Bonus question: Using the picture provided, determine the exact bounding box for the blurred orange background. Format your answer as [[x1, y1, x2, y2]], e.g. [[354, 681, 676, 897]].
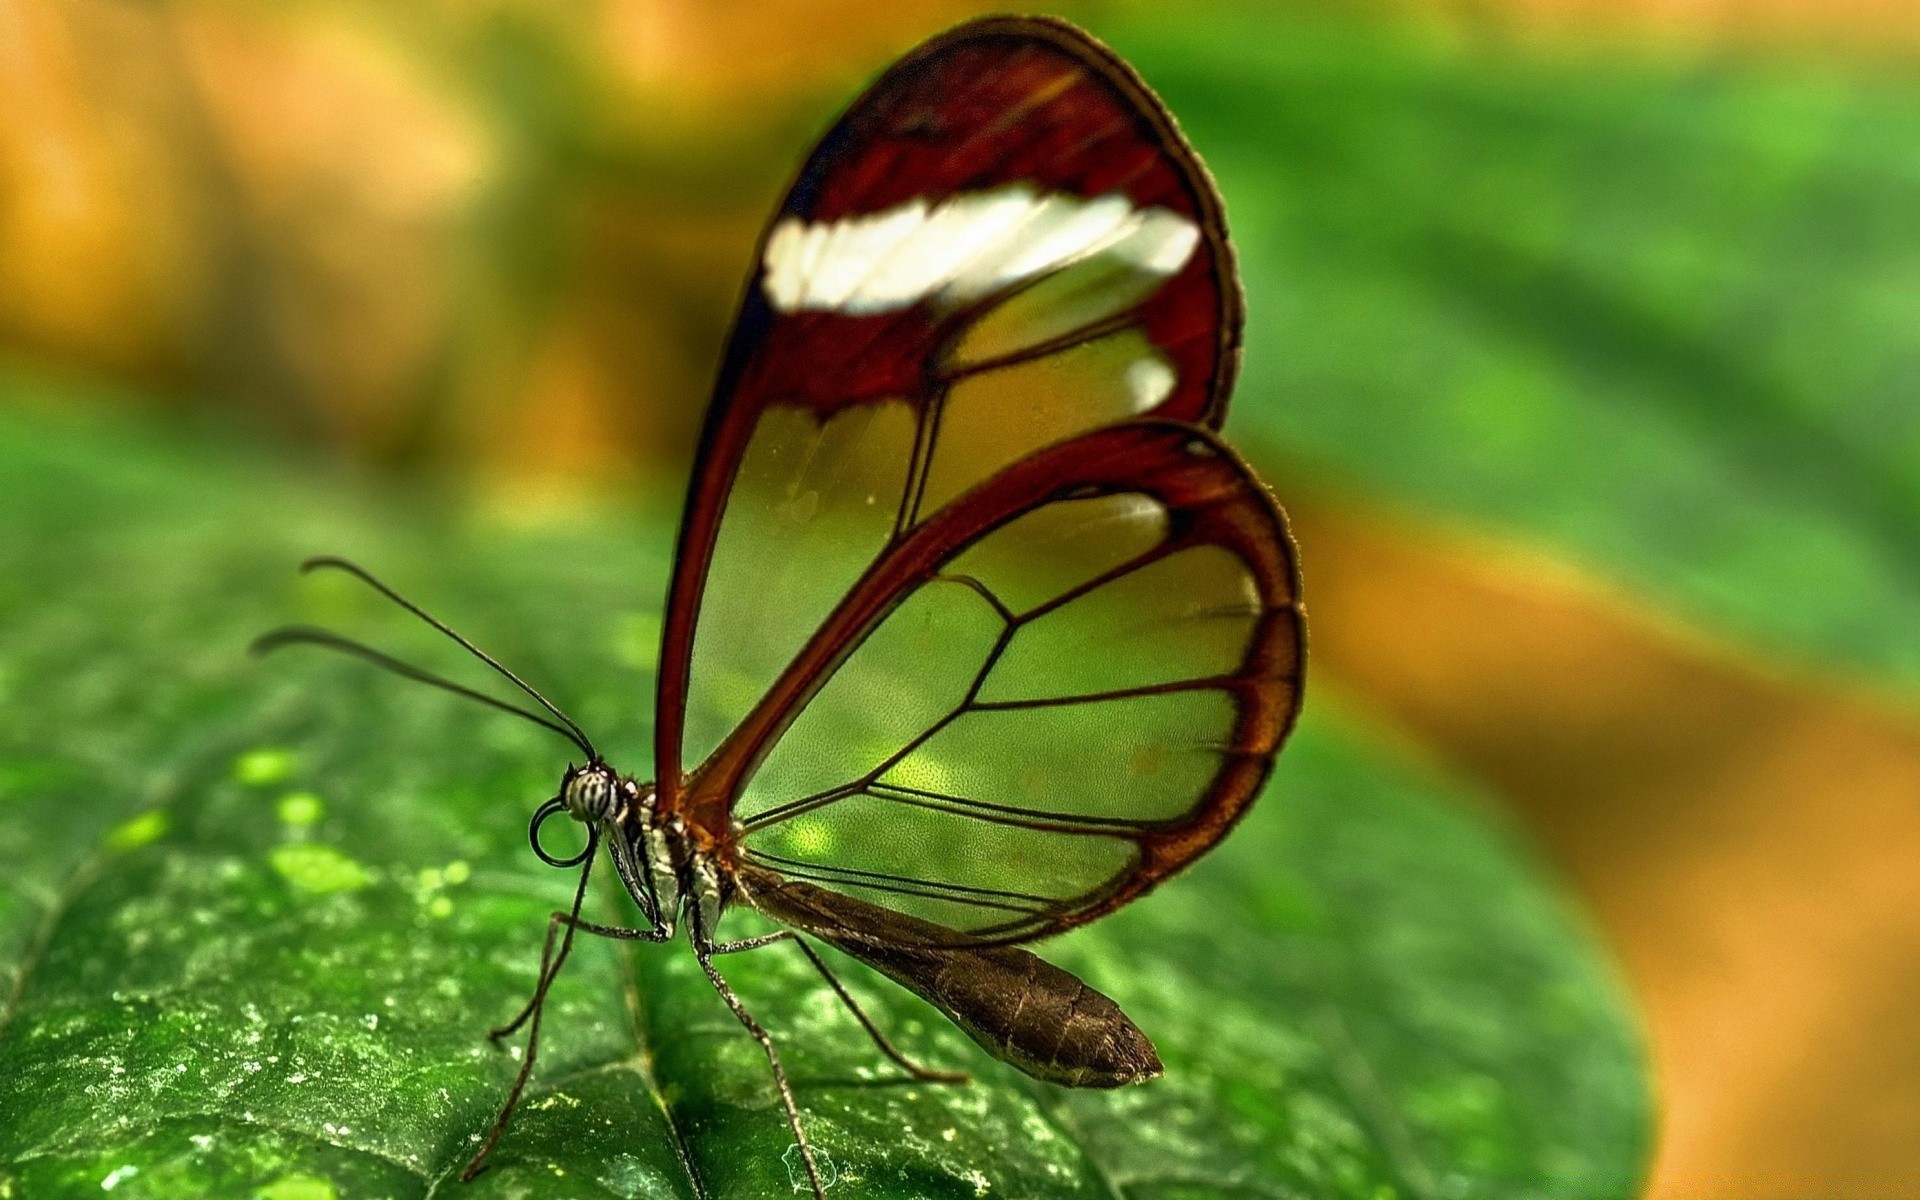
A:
[[5, 0, 1919, 1193]]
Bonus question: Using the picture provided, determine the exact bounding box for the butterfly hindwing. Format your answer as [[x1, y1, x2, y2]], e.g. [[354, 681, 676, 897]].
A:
[[703, 422, 1302, 945]]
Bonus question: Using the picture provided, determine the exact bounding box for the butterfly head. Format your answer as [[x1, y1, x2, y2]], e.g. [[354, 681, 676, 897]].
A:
[[560, 762, 626, 824], [550, 764, 676, 927]]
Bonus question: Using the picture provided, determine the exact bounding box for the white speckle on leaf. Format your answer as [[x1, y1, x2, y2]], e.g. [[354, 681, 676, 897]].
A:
[[100, 1166, 138, 1191], [782, 1144, 838, 1193]]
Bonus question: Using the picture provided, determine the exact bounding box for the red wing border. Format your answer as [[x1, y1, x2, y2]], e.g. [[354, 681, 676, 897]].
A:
[[696, 421, 1303, 948]]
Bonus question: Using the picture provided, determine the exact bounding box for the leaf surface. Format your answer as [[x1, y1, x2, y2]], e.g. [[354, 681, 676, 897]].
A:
[[0, 400, 1647, 1198]]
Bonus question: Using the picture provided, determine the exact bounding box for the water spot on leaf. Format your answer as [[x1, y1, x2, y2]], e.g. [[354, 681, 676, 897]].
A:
[[276, 792, 324, 826], [597, 1153, 675, 1200], [233, 747, 299, 787], [255, 1173, 338, 1200], [107, 810, 168, 851], [270, 844, 371, 893]]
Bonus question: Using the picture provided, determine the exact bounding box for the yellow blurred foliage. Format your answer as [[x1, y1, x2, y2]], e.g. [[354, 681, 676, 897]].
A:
[[176, 6, 490, 454], [1292, 491, 1920, 1197], [4, 0, 1915, 470], [0, 0, 1011, 473], [5, 0, 1920, 1192], [0, 0, 204, 375], [595, 0, 1002, 109], [1477, 0, 1920, 52], [7, 0, 1909, 476]]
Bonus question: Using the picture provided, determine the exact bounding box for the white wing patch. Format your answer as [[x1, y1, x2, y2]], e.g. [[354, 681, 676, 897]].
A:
[[762, 186, 1200, 316], [1123, 356, 1177, 412]]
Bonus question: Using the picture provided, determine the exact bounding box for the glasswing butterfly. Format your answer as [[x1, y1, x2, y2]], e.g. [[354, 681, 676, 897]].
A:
[[258, 14, 1304, 1195]]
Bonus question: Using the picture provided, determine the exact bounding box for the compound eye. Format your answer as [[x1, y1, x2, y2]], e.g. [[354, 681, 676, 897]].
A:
[[580, 771, 622, 821]]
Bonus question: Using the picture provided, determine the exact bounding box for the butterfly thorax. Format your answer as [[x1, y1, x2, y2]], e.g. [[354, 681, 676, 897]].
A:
[[559, 763, 726, 937]]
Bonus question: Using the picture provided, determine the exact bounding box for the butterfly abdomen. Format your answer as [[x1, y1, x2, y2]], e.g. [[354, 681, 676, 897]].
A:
[[740, 867, 1162, 1087], [925, 942, 1163, 1088]]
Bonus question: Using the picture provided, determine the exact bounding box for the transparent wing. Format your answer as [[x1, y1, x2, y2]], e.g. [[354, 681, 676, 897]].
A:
[[655, 17, 1243, 804], [700, 422, 1302, 946]]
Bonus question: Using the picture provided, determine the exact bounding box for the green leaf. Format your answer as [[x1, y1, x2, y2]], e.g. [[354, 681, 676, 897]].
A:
[[1105, 6, 1920, 689], [0, 402, 1646, 1197]]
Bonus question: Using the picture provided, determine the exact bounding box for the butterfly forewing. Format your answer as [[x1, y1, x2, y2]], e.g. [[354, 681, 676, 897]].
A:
[[710, 422, 1302, 946], [656, 16, 1244, 798]]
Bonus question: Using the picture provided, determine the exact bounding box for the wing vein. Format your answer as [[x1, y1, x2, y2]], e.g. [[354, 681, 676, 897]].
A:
[[866, 780, 1163, 833], [743, 851, 1056, 914], [969, 675, 1241, 711]]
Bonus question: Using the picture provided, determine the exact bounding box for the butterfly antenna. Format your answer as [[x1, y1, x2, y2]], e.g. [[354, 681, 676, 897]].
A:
[[251, 625, 595, 759], [285, 556, 598, 761]]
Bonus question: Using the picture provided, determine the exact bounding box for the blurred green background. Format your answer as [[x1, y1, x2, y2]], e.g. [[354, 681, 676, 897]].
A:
[[3, 0, 1918, 1195]]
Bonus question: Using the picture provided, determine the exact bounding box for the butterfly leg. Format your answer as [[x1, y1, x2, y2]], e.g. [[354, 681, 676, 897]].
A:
[[463, 837, 671, 1182], [463, 910, 672, 1181], [709, 931, 968, 1082], [462, 885, 590, 1179], [491, 912, 669, 1041], [793, 938, 969, 1084], [486, 907, 568, 1042], [695, 945, 828, 1200], [707, 931, 795, 953]]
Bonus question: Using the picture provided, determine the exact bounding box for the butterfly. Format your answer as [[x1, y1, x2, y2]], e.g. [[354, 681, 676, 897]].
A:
[[258, 15, 1303, 1195]]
